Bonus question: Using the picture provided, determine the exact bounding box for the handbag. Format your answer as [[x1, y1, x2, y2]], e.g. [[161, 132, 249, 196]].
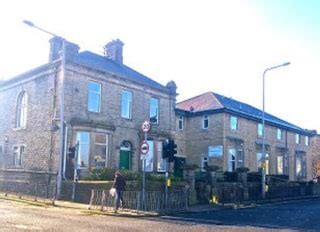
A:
[[109, 188, 116, 197]]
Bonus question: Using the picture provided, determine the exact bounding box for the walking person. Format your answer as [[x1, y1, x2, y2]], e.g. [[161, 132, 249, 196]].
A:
[[112, 171, 126, 212]]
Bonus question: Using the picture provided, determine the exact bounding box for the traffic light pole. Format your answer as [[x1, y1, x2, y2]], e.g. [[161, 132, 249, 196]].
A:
[[165, 160, 169, 208], [72, 142, 79, 202]]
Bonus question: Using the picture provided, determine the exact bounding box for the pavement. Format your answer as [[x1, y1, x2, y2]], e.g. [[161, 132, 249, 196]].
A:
[[0, 192, 158, 217], [2, 191, 320, 217]]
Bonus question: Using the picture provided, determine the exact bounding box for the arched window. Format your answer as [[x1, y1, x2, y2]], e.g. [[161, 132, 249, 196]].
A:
[[16, 91, 28, 128]]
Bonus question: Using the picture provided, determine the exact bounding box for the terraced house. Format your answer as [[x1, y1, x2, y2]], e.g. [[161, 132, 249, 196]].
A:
[[175, 92, 315, 181], [0, 38, 176, 193]]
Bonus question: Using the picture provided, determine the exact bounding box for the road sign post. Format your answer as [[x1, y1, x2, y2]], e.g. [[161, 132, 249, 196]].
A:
[[141, 120, 151, 210]]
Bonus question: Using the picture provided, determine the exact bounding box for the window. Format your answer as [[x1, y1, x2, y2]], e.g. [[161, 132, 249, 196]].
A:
[[150, 98, 159, 124], [203, 115, 209, 129], [178, 116, 184, 130], [76, 132, 90, 168], [121, 90, 132, 119], [16, 91, 28, 128], [295, 152, 306, 179], [228, 148, 236, 171], [305, 136, 309, 146], [13, 145, 24, 166], [276, 128, 282, 141], [230, 116, 238, 130], [258, 123, 263, 137], [295, 134, 300, 144], [296, 156, 302, 177], [0, 146, 3, 159], [88, 81, 101, 112], [94, 133, 109, 168], [277, 156, 284, 175], [157, 141, 166, 172], [257, 152, 269, 174], [145, 140, 154, 172]]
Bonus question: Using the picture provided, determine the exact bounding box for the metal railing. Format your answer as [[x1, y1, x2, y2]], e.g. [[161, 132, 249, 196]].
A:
[[0, 182, 56, 204], [89, 189, 189, 212]]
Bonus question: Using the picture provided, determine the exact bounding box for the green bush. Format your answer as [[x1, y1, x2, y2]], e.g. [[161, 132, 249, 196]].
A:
[[121, 170, 141, 181], [85, 167, 184, 183], [89, 167, 116, 180]]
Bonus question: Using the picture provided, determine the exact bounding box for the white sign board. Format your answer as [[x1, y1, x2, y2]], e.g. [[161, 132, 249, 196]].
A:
[[141, 120, 151, 133], [208, 145, 223, 157], [140, 141, 149, 155]]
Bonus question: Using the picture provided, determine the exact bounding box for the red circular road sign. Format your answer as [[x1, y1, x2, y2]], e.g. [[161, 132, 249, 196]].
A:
[[140, 141, 149, 155], [141, 120, 151, 133]]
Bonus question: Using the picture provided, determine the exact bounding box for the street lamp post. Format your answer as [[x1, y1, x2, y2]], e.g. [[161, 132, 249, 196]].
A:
[[262, 62, 290, 199], [23, 20, 66, 199]]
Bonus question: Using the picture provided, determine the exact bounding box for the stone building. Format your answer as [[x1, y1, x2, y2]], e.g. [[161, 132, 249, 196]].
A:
[[0, 37, 176, 192], [310, 134, 320, 179], [175, 92, 315, 181]]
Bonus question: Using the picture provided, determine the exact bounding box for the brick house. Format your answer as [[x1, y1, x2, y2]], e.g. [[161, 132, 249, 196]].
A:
[[0, 37, 176, 192], [175, 92, 315, 181]]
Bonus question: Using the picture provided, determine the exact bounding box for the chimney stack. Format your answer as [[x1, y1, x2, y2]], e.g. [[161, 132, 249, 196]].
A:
[[104, 39, 124, 64], [49, 37, 80, 62]]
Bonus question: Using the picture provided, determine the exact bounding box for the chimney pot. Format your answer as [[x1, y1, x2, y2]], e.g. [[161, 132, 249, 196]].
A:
[[49, 36, 79, 62], [104, 39, 124, 64]]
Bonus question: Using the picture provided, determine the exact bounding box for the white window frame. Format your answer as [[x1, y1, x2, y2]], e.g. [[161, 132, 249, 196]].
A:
[[94, 133, 109, 168], [296, 156, 302, 177], [178, 116, 184, 130], [257, 152, 269, 174], [228, 148, 236, 172], [121, 90, 132, 119], [295, 134, 300, 144], [87, 81, 101, 113], [276, 128, 282, 141], [16, 91, 28, 129], [230, 116, 238, 130], [277, 156, 284, 175], [145, 140, 154, 172], [258, 123, 263, 137], [150, 98, 159, 125], [157, 141, 166, 172], [76, 132, 90, 169], [13, 145, 24, 167], [305, 136, 309, 146], [203, 115, 209, 129]]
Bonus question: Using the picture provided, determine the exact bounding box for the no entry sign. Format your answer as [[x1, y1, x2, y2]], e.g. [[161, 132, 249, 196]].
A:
[[140, 141, 149, 155]]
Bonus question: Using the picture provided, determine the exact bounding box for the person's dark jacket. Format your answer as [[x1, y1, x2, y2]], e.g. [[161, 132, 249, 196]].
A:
[[113, 174, 126, 191]]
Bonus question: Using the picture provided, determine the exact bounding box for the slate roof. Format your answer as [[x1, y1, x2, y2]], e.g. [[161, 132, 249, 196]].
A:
[[72, 51, 168, 92], [176, 92, 310, 134]]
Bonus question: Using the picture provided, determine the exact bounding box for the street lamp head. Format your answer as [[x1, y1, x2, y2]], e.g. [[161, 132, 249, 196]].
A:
[[282, 62, 290, 67], [23, 20, 34, 27]]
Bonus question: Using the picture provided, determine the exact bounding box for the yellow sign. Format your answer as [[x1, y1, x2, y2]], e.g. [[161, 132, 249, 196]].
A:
[[167, 178, 171, 187]]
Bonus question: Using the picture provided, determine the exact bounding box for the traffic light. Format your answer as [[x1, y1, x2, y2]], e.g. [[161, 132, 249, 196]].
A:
[[162, 140, 170, 159], [68, 146, 76, 159], [168, 139, 177, 162], [162, 139, 177, 162]]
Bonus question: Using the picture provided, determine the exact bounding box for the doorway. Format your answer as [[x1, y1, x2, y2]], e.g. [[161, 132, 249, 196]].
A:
[[119, 141, 132, 170]]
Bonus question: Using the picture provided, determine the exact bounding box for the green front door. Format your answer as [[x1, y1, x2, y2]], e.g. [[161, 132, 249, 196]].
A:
[[119, 150, 130, 170]]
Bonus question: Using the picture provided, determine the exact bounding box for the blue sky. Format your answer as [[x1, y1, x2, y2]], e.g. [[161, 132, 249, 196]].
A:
[[0, 0, 319, 131]]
